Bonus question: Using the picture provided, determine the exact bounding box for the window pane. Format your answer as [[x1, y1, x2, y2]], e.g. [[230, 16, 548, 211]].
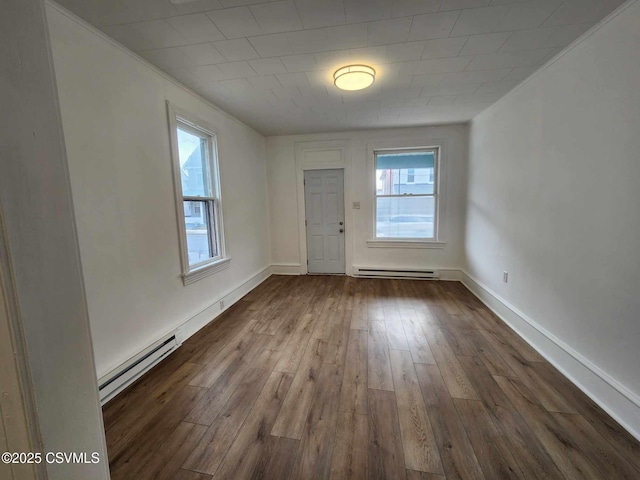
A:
[[376, 152, 435, 195], [376, 196, 435, 239], [184, 200, 213, 265], [177, 126, 212, 197]]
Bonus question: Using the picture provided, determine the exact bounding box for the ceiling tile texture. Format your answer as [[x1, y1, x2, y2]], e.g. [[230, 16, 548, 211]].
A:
[[56, 0, 623, 134]]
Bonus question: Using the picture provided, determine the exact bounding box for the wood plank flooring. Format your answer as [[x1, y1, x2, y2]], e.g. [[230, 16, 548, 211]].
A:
[[103, 276, 640, 480]]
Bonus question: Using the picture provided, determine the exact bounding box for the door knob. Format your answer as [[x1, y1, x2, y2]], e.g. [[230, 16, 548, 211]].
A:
[[339, 229, 344, 233], [339, 221, 343, 225]]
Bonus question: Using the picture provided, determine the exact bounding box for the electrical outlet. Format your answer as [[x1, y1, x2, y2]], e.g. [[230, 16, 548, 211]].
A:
[[503, 271, 508, 283]]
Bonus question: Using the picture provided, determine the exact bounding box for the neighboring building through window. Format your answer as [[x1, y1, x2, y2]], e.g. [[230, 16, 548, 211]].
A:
[[167, 103, 228, 284], [374, 148, 439, 240], [406, 168, 415, 184]]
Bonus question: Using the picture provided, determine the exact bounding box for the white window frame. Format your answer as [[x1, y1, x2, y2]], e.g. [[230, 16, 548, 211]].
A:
[[368, 144, 445, 249], [167, 102, 230, 285]]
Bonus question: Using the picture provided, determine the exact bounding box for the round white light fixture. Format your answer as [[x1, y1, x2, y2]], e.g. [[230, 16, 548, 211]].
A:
[[333, 64, 376, 91]]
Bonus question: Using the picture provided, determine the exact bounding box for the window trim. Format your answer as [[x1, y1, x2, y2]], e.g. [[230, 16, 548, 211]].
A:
[[166, 101, 229, 285], [369, 144, 445, 247]]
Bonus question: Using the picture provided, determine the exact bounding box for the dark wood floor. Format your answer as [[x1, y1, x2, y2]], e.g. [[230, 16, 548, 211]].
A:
[[103, 275, 640, 480]]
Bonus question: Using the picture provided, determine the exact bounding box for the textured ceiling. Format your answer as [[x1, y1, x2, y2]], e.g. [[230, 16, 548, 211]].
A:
[[54, 0, 624, 135]]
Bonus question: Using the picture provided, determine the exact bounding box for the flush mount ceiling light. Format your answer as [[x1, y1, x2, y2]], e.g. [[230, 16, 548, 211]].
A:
[[333, 65, 376, 91]]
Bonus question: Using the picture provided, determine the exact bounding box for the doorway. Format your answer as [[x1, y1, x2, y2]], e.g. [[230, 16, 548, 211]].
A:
[[304, 169, 345, 274]]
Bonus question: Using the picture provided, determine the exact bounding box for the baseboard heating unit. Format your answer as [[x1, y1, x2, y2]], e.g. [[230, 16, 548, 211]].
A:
[[98, 333, 179, 405], [353, 266, 440, 280]]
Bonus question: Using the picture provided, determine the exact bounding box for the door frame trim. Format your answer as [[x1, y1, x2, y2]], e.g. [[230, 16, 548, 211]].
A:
[[294, 140, 352, 276], [0, 205, 44, 479]]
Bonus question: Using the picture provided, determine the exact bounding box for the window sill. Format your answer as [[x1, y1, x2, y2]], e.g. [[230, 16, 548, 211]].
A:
[[366, 240, 446, 249], [182, 257, 231, 286]]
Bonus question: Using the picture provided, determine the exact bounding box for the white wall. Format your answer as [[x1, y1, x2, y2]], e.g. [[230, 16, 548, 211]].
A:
[[47, 4, 270, 378], [0, 0, 109, 478], [267, 125, 468, 273], [465, 1, 640, 434]]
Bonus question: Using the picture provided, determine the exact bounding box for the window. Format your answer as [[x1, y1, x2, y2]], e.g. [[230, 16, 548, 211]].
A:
[[167, 103, 228, 284], [374, 148, 439, 241], [406, 168, 415, 184]]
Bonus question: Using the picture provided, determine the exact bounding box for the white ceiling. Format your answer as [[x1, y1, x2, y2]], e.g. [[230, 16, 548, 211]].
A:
[[55, 0, 624, 135]]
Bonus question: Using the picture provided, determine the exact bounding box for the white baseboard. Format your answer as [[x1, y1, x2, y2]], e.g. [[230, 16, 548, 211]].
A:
[[271, 264, 460, 279], [175, 266, 271, 342], [438, 269, 462, 281], [271, 263, 301, 275], [460, 270, 640, 441], [100, 262, 640, 441], [99, 332, 178, 405], [98, 265, 272, 402]]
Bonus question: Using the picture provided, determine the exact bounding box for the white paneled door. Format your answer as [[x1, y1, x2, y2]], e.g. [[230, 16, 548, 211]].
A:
[[304, 169, 345, 274]]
